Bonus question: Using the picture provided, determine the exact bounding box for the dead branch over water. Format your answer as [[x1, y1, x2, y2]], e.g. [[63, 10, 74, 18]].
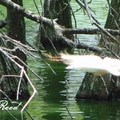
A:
[[0, 0, 120, 53], [0, 33, 43, 119]]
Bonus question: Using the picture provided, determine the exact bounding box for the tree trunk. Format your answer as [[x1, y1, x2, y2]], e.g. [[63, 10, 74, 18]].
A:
[[104, 0, 120, 100], [76, 0, 120, 101], [7, 0, 25, 43], [105, 0, 120, 29], [76, 73, 112, 100], [0, 0, 30, 99], [7, 0, 27, 67], [39, 0, 73, 50]]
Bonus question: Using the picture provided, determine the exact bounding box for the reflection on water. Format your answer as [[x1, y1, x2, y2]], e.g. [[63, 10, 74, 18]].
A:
[[41, 61, 67, 120], [77, 101, 120, 120], [0, 110, 21, 120], [26, 58, 120, 120], [26, 58, 84, 120], [1, 0, 120, 120]]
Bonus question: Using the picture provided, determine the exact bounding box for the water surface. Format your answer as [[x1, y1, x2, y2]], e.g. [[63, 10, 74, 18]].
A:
[[25, 0, 120, 119], [1, 0, 120, 120]]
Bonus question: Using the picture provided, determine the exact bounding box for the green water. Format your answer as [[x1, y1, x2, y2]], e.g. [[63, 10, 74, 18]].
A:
[[1, 0, 120, 120], [26, 58, 120, 120]]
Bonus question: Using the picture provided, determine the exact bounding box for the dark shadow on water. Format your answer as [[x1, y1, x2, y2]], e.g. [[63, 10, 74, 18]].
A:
[[38, 60, 68, 120], [0, 109, 22, 120], [42, 112, 63, 120], [77, 100, 120, 120]]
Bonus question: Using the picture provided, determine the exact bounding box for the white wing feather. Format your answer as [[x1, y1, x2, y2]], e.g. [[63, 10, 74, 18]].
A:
[[61, 54, 120, 76]]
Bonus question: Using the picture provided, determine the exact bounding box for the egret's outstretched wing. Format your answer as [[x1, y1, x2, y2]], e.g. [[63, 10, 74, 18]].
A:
[[61, 54, 120, 76], [103, 57, 120, 76]]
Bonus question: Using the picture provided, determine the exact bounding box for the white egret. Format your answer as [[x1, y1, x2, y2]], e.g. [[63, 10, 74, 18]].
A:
[[60, 54, 120, 76]]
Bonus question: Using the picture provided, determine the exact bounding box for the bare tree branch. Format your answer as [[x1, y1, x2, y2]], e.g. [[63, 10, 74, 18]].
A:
[[0, 32, 46, 120], [0, 47, 38, 119], [0, 0, 120, 53], [75, 0, 119, 44], [63, 28, 120, 35]]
